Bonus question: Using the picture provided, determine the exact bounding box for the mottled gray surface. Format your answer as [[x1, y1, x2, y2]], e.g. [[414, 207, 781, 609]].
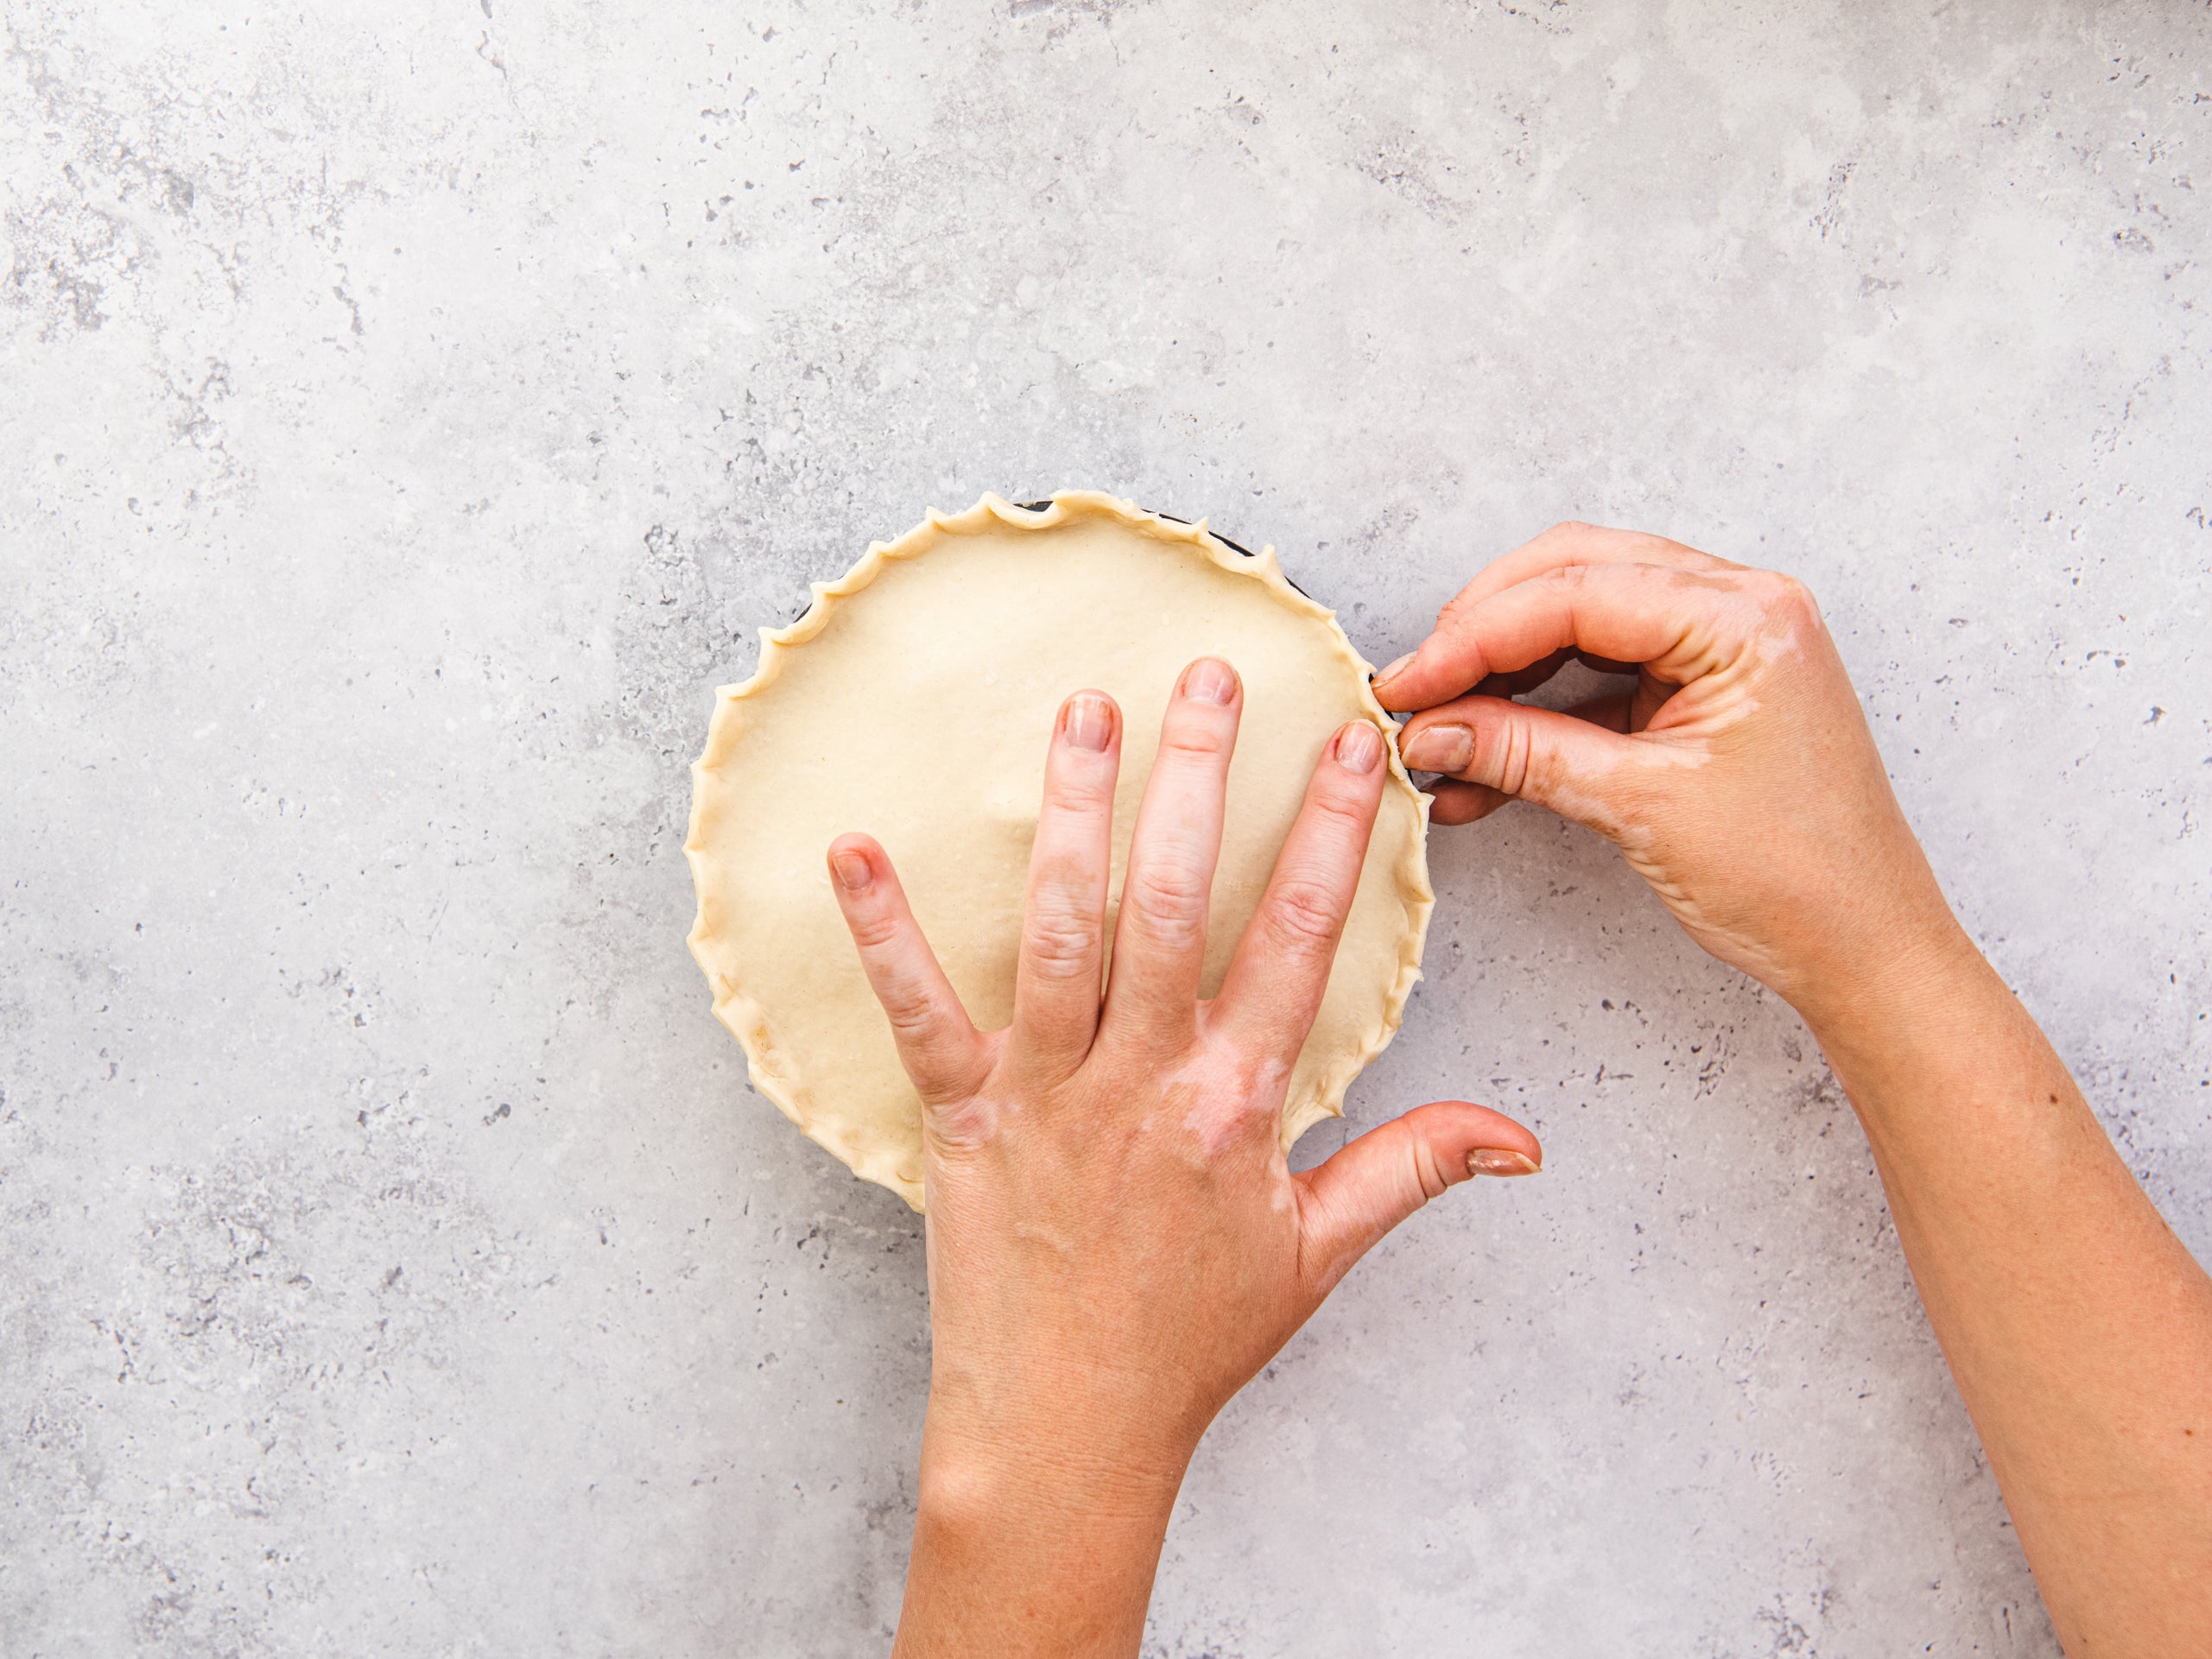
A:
[[3, 1, 2207, 1653]]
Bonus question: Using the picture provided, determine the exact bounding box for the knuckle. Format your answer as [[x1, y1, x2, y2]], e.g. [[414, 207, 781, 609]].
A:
[[1489, 714, 1537, 796], [1406, 1128, 1450, 1202], [1122, 860, 1212, 947], [1157, 721, 1233, 762], [1769, 572, 1821, 621], [1740, 570, 1825, 641], [881, 991, 943, 1044], [1040, 769, 1112, 816], [1263, 877, 1345, 954], [1306, 782, 1374, 833], [873, 977, 941, 1034], [884, 998, 935, 1038], [847, 909, 904, 953], [927, 1097, 992, 1144], [1022, 905, 1098, 979]]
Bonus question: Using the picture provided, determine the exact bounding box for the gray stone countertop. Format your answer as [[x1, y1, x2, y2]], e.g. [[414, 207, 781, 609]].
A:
[[3, 3, 2206, 1653]]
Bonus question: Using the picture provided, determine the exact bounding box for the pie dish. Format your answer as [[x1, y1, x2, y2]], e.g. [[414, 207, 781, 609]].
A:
[[685, 491, 1433, 1209]]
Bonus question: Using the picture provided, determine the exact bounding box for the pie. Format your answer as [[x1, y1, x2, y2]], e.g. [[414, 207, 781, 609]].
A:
[[685, 491, 1433, 1209]]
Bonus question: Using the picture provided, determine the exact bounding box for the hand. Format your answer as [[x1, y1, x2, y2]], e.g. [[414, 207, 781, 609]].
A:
[[1378, 522, 2212, 1657], [1375, 521, 1971, 1024], [828, 657, 1541, 1658]]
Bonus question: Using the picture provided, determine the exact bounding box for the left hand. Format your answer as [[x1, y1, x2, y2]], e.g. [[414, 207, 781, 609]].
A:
[[828, 657, 1541, 1658]]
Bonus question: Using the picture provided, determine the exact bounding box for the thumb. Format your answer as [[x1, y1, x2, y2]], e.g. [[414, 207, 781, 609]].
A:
[[1295, 1100, 1543, 1302], [1400, 695, 1646, 838]]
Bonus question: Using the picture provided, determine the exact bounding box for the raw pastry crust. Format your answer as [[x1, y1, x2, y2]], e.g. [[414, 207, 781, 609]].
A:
[[685, 491, 1433, 1210]]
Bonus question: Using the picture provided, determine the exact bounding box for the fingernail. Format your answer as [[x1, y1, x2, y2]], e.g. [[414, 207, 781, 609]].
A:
[[1402, 725, 1474, 773], [1181, 657, 1239, 704], [1062, 691, 1114, 752], [1376, 652, 1416, 684], [831, 848, 874, 892], [1334, 722, 1383, 775], [1467, 1147, 1541, 1178]]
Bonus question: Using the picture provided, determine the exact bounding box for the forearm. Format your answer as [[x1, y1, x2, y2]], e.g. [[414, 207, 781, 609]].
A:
[[1804, 930, 2212, 1655], [891, 1413, 1187, 1659]]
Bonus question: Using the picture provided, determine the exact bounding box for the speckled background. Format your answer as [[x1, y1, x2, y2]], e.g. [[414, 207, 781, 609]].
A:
[[3, 3, 2207, 1654]]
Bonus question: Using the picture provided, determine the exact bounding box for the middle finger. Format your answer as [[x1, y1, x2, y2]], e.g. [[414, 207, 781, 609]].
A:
[[1100, 656, 1243, 1053]]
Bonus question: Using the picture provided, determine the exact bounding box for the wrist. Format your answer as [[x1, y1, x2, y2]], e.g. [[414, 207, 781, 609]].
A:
[[916, 1397, 1194, 1529], [1790, 918, 2028, 1149], [895, 1407, 1191, 1659], [1784, 913, 1988, 1061]]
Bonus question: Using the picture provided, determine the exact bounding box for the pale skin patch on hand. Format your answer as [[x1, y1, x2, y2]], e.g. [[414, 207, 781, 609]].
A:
[[1150, 1049, 1293, 1162], [1536, 738, 1713, 850], [925, 1064, 1012, 1150], [1635, 569, 1793, 686], [1448, 609, 1796, 978], [1744, 624, 1813, 667]]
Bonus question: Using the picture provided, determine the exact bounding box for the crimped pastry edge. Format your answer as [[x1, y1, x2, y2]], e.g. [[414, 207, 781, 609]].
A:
[[683, 489, 1435, 1211]]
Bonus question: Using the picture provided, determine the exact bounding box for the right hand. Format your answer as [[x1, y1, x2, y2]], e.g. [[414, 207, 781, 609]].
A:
[[1373, 522, 1972, 1027]]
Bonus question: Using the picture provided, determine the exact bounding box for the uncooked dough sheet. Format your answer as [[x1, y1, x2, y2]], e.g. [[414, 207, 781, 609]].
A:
[[685, 491, 1432, 1209]]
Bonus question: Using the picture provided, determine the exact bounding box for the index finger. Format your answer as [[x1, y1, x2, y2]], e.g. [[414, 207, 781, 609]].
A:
[[1375, 560, 1774, 714], [1376, 522, 1733, 710], [1210, 720, 1389, 1064], [1447, 520, 1736, 611]]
